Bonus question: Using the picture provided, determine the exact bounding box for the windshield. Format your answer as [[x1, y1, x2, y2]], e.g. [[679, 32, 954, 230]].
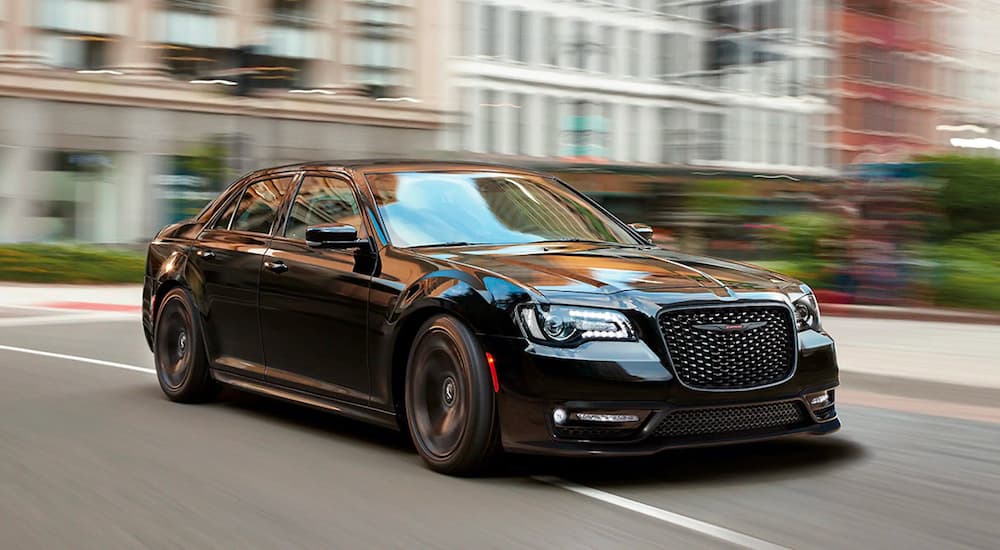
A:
[[366, 171, 640, 248]]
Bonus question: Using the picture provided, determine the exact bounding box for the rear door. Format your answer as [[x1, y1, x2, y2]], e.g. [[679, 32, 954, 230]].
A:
[[259, 173, 375, 403], [192, 175, 297, 377]]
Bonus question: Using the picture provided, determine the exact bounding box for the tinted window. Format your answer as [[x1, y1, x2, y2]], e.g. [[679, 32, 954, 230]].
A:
[[210, 192, 241, 230], [284, 176, 364, 241], [366, 171, 639, 248], [231, 178, 293, 235]]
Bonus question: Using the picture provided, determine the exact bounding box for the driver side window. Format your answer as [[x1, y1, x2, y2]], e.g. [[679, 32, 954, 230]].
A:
[[284, 176, 364, 241]]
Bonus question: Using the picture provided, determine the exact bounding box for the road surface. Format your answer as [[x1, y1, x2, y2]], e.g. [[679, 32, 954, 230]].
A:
[[1, 306, 998, 549]]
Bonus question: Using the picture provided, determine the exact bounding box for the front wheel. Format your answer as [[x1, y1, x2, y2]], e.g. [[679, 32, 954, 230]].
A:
[[405, 315, 501, 475], [153, 288, 218, 403]]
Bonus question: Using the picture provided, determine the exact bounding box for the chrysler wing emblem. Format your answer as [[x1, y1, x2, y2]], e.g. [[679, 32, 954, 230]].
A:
[[693, 321, 768, 333]]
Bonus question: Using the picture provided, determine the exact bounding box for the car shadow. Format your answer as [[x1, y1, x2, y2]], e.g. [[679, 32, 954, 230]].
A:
[[204, 387, 864, 485], [500, 436, 867, 486], [211, 387, 415, 455]]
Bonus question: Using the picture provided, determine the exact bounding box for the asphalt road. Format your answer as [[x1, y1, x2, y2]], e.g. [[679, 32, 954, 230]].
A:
[[1, 307, 998, 549]]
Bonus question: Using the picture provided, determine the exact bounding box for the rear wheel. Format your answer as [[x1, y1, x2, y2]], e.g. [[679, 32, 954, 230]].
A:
[[154, 288, 218, 403], [405, 315, 501, 475]]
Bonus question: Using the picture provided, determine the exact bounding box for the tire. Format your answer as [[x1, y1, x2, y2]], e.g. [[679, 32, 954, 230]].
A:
[[404, 314, 501, 475], [153, 287, 219, 403]]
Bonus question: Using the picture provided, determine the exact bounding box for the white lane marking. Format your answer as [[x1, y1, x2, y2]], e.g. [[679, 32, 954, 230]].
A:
[[0, 342, 787, 549], [0, 313, 137, 328], [534, 476, 788, 550], [0, 344, 155, 375]]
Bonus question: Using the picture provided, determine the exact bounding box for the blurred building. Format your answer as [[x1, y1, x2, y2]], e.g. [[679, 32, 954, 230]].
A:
[[443, 0, 837, 176], [833, 0, 965, 168], [936, 0, 1000, 156], [0, 0, 448, 243]]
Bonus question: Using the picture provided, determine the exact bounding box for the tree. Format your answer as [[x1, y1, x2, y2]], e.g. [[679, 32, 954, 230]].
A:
[[921, 155, 1000, 237]]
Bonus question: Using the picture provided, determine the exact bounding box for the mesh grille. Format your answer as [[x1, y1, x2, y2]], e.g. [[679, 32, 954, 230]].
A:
[[654, 401, 806, 438], [658, 305, 795, 390]]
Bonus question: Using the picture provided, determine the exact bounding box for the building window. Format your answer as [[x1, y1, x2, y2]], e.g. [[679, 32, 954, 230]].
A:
[[699, 113, 724, 162], [460, 1, 475, 56], [601, 26, 615, 74], [272, 0, 313, 25], [40, 34, 109, 70], [769, 111, 781, 164], [753, 110, 765, 163], [512, 10, 527, 62], [543, 15, 559, 65], [483, 90, 498, 152], [482, 4, 500, 57], [626, 30, 640, 77], [662, 108, 693, 164], [546, 96, 560, 156], [514, 93, 527, 155], [629, 105, 641, 162], [351, 37, 406, 86], [160, 44, 232, 80]]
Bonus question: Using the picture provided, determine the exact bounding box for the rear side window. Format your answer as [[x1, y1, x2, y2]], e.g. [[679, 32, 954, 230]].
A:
[[231, 177, 294, 235], [284, 176, 364, 241]]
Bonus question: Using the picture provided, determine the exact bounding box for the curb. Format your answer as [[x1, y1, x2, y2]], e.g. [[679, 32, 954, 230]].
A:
[[823, 304, 1000, 326]]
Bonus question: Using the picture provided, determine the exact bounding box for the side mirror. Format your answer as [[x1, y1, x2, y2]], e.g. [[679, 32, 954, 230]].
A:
[[306, 224, 369, 249], [629, 223, 654, 243]]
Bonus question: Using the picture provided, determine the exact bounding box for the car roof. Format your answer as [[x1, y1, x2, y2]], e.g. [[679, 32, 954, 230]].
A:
[[248, 159, 548, 177]]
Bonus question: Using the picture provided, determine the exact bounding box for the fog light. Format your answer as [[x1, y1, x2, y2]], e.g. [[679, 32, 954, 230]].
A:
[[575, 413, 641, 423], [552, 408, 568, 425], [807, 391, 833, 409]]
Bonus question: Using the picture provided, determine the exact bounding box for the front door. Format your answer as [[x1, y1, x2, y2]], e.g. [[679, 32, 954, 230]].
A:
[[259, 174, 375, 403], [193, 176, 295, 377]]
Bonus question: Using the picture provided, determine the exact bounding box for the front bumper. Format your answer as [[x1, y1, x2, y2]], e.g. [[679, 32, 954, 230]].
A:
[[483, 329, 841, 457]]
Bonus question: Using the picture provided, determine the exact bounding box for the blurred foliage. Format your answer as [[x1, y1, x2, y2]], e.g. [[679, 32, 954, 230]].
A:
[[755, 259, 833, 288], [766, 212, 849, 258], [179, 139, 230, 190], [920, 155, 1000, 238], [917, 231, 1000, 310], [686, 179, 756, 218], [0, 245, 145, 284]]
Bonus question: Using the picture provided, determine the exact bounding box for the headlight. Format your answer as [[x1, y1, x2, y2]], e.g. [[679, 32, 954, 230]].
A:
[[518, 304, 635, 345], [793, 291, 822, 332]]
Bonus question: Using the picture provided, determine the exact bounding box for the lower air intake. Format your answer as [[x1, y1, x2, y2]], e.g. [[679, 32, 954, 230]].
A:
[[653, 401, 807, 438]]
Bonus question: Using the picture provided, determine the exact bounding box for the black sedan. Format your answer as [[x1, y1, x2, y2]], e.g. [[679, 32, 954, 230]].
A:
[[143, 161, 840, 474]]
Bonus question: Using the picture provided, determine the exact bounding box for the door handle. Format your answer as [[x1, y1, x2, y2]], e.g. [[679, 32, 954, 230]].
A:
[[196, 249, 216, 260], [264, 260, 288, 274]]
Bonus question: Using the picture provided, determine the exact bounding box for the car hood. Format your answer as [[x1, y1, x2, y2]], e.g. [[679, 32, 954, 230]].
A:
[[420, 243, 798, 296]]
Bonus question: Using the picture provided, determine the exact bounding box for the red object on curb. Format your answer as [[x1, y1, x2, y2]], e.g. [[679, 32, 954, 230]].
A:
[[40, 302, 142, 313], [814, 290, 853, 305]]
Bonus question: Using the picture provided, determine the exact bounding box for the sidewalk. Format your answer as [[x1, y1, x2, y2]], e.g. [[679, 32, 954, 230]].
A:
[[0, 283, 142, 312], [823, 303, 1000, 325]]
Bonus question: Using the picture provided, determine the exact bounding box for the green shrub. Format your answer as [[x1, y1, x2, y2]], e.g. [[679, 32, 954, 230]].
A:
[[918, 231, 1000, 310], [920, 155, 1000, 238], [767, 213, 849, 258], [0, 245, 145, 284]]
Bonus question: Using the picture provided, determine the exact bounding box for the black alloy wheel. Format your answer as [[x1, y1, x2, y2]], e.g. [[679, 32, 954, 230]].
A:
[[154, 288, 218, 403], [405, 315, 501, 475]]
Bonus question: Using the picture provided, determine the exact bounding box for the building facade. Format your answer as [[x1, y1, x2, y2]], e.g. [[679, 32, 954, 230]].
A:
[[832, 0, 966, 167], [443, 0, 838, 176], [0, 0, 448, 243], [936, 0, 1000, 156]]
